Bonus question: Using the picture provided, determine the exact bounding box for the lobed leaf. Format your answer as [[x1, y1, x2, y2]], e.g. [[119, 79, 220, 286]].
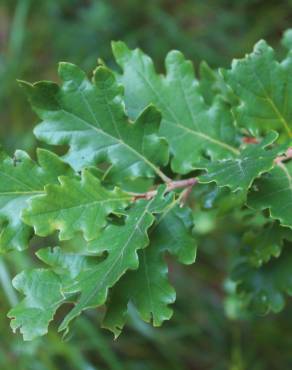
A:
[[0, 149, 72, 252], [112, 41, 239, 174], [6, 36, 292, 341], [8, 269, 64, 341], [103, 204, 197, 337], [224, 40, 292, 139], [232, 248, 292, 314], [241, 221, 292, 267], [22, 170, 131, 241], [9, 189, 176, 339], [21, 64, 169, 188], [198, 131, 287, 194], [248, 160, 292, 228]]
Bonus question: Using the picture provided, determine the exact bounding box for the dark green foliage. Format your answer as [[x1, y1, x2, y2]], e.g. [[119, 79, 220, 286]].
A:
[[2, 2, 292, 370]]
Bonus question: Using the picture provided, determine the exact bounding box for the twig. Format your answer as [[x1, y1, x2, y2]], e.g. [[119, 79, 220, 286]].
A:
[[129, 177, 197, 201], [274, 147, 292, 165], [179, 185, 194, 207], [129, 147, 292, 203]]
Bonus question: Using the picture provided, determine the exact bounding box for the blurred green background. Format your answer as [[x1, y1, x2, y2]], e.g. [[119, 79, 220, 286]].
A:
[[1, 1, 292, 369]]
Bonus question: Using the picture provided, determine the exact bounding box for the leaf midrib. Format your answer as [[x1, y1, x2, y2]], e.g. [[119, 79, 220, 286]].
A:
[[236, 67, 292, 138], [57, 83, 164, 179], [0, 170, 39, 192], [27, 196, 131, 217], [60, 199, 155, 329], [164, 119, 240, 154], [141, 198, 179, 322], [0, 191, 44, 195]]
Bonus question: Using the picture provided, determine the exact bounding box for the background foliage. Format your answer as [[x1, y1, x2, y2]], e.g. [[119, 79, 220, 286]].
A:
[[1, 0, 292, 369]]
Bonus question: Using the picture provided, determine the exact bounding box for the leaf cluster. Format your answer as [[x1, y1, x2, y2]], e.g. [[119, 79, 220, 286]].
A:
[[2, 31, 292, 340]]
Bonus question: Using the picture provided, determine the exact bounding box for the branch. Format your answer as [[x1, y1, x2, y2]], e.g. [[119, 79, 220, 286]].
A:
[[129, 177, 197, 201]]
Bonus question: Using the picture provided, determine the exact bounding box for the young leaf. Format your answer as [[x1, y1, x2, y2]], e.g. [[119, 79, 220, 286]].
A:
[[198, 131, 286, 194], [22, 170, 132, 241], [0, 149, 72, 252], [103, 204, 197, 337], [112, 41, 239, 174], [21, 65, 169, 186], [224, 40, 292, 139]]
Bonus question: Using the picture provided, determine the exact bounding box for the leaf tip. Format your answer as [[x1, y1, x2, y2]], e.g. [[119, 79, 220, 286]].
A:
[[111, 40, 131, 64], [58, 61, 87, 84]]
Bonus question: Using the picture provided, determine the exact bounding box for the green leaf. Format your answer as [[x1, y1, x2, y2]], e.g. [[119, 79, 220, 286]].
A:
[[199, 61, 237, 106], [198, 131, 286, 193], [232, 248, 292, 314], [103, 204, 197, 337], [22, 64, 169, 187], [36, 246, 97, 283], [0, 149, 72, 252], [8, 269, 63, 341], [248, 160, 292, 228], [241, 221, 292, 267], [22, 170, 131, 241], [198, 61, 219, 105], [8, 247, 94, 341], [282, 29, 292, 50], [112, 41, 239, 174], [9, 189, 173, 339], [8, 36, 292, 342], [59, 188, 173, 333], [224, 40, 292, 139]]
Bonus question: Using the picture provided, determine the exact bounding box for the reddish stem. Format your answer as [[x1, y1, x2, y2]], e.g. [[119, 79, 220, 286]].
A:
[[129, 147, 292, 202], [130, 177, 197, 201], [274, 147, 292, 165], [242, 137, 259, 144]]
